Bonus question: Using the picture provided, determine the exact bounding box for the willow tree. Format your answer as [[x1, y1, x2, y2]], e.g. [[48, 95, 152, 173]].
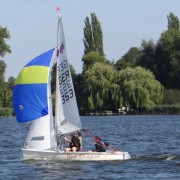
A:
[[117, 67, 164, 109], [83, 13, 104, 56], [84, 62, 119, 111]]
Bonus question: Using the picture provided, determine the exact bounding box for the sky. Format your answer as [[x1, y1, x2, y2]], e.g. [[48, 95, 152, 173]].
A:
[[1, 0, 180, 81]]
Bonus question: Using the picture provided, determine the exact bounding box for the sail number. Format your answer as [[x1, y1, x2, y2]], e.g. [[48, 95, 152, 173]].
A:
[[58, 60, 74, 104], [58, 59, 68, 72]]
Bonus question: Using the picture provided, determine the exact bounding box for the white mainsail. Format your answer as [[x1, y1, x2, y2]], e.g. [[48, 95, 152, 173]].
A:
[[55, 15, 82, 135]]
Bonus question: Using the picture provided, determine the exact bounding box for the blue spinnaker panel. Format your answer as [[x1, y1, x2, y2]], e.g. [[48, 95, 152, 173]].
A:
[[25, 49, 54, 67], [12, 49, 54, 123], [13, 84, 48, 122]]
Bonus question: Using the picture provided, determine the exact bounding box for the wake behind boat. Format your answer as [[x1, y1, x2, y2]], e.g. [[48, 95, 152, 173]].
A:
[[12, 13, 131, 161]]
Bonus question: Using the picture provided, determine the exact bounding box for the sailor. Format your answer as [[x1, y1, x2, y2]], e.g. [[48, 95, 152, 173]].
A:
[[68, 131, 82, 152], [77, 132, 83, 151], [94, 136, 106, 152]]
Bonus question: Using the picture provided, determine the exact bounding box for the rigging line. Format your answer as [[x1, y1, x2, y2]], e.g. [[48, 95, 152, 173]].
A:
[[83, 129, 120, 152], [81, 137, 117, 155], [82, 136, 117, 152], [81, 137, 96, 145]]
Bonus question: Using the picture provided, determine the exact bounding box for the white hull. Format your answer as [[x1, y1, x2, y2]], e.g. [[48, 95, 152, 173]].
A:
[[22, 148, 131, 161]]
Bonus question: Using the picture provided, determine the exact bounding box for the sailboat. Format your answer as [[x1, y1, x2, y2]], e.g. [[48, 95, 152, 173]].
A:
[[12, 14, 131, 161]]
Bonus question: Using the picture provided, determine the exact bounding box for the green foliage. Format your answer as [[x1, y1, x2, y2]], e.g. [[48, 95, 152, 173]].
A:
[[0, 107, 13, 117], [0, 61, 12, 108], [0, 26, 11, 58], [135, 39, 158, 76], [167, 12, 180, 30], [0, 60, 6, 80], [115, 47, 142, 70], [128, 13, 180, 89], [84, 62, 119, 111], [82, 51, 106, 72], [69, 64, 79, 96], [51, 63, 56, 93], [88, 95, 95, 111], [162, 89, 180, 105], [117, 67, 164, 109], [83, 17, 94, 54], [75, 73, 90, 115], [83, 13, 104, 56], [0, 26, 12, 111], [7, 76, 16, 90], [149, 104, 180, 115], [0, 81, 12, 108], [2, 12, 180, 116], [91, 13, 104, 56], [158, 28, 180, 88]]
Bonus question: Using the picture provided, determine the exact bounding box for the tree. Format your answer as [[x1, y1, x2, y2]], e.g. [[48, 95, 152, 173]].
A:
[[0, 26, 11, 58], [157, 28, 180, 88], [167, 12, 179, 30], [83, 13, 104, 56], [136, 39, 157, 74], [82, 51, 106, 72], [0, 26, 11, 82], [0, 26, 11, 108], [69, 64, 78, 95], [154, 13, 180, 89], [91, 13, 104, 56], [51, 63, 56, 94], [7, 76, 16, 90], [83, 17, 94, 54], [117, 67, 164, 109], [0, 60, 6, 81], [84, 62, 119, 111], [132, 13, 180, 89], [115, 47, 142, 70]]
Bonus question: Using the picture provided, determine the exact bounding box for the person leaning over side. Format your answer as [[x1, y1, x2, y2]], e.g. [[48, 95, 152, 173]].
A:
[[94, 136, 106, 152]]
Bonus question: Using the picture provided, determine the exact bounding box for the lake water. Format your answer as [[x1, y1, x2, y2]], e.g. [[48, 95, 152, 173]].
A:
[[0, 115, 180, 179]]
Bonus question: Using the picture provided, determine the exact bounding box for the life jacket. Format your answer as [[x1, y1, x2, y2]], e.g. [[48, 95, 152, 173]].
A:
[[69, 136, 80, 149], [95, 142, 106, 152]]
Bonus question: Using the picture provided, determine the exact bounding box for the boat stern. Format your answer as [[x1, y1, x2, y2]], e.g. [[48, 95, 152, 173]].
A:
[[123, 151, 131, 160]]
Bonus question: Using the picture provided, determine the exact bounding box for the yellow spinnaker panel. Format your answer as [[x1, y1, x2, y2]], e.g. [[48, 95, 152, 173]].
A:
[[15, 66, 50, 85]]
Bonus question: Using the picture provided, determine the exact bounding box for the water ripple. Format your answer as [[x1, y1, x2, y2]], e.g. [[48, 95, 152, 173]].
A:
[[0, 115, 180, 179]]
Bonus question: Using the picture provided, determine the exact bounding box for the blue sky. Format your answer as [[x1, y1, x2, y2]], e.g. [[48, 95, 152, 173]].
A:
[[1, 0, 180, 80]]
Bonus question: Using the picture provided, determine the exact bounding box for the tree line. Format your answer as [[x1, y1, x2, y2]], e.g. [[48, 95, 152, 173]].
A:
[[75, 12, 180, 114], [0, 12, 180, 116]]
